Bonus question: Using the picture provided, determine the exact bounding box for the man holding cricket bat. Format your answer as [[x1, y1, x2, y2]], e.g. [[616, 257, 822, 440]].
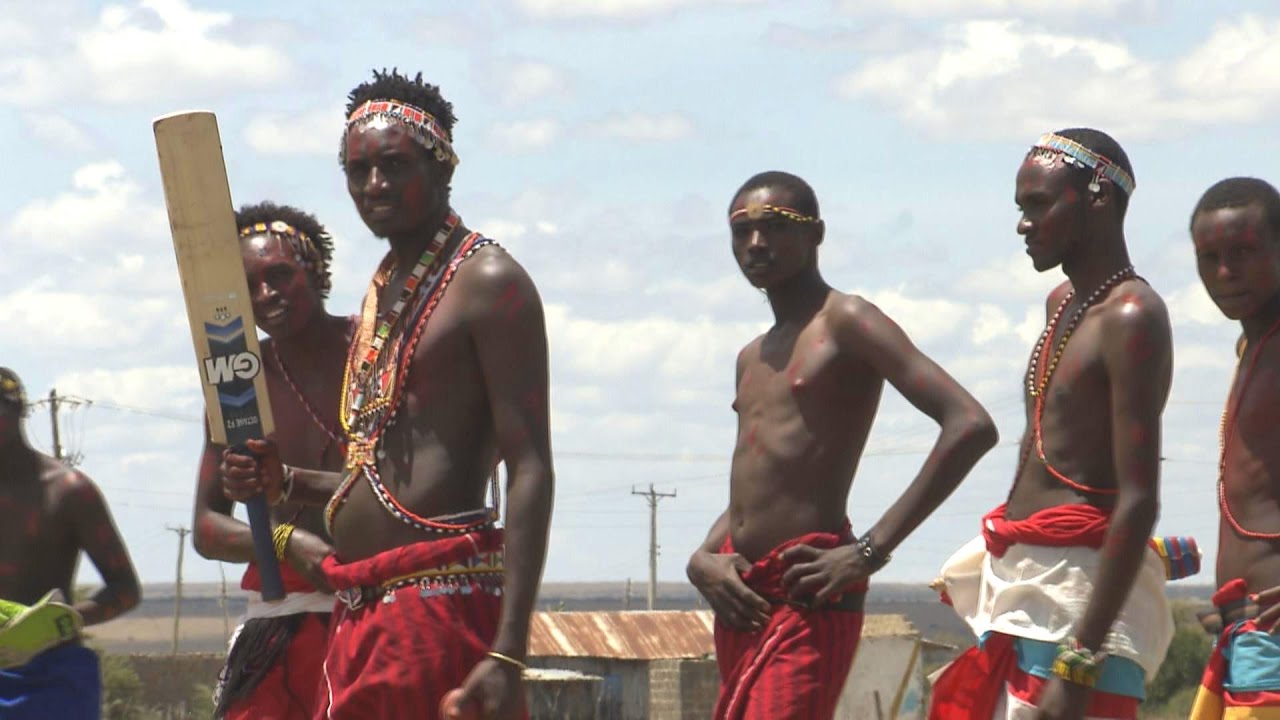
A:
[[221, 69, 554, 720], [193, 202, 350, 720]]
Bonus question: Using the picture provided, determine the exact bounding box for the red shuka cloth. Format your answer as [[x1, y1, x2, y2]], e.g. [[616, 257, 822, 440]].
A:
[[713, 524, 867, 720], [241, 562, 320, 595], [981, 503, 1110, 558], [313, 530, 520, 720], [224, 613, 330, 720]]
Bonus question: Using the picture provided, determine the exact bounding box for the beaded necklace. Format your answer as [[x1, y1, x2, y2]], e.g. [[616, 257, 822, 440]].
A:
[[326, 217, 499, 536], [1016, 266, 1139, 495], [1217, 314, 1280, 539]]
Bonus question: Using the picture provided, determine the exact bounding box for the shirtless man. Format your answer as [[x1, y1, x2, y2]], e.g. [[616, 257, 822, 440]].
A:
[[222, 69, 553, 720], [191, 202, 349, 719], [1187, 177, 1280, 718], [930, 129, 1179, 720], [0, 367, 140, 718], [686, 171, 998, 720]]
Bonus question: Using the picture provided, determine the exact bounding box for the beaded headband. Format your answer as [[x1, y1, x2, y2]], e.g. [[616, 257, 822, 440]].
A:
[[729, 202, 821, 224], [239, 220, 332, 296], [339, 99, 459, 168], [0, 372, 26, 415], [1029, 133, 1135, 197]]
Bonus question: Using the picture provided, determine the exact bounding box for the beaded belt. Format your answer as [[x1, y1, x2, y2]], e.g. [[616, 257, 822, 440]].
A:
[[335, 553, 504, 612]]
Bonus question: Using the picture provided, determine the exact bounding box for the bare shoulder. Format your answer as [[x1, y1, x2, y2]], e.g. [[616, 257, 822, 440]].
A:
[[1046, 280, 1072, 316], [1101, 278, 1170, 334], [736, 335, 765, 372], [1099, 278, 1172, 368], [825, 291, 890, 344], [43, 460, 104, 512], [454, 243, 542, 320]]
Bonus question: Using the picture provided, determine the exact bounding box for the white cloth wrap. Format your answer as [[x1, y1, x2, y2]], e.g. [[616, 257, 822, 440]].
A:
[[937, 535, 1174, 680], [224, 591, 334, 653]]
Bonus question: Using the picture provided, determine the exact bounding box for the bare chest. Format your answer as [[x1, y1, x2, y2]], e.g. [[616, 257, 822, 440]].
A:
[[735, 329, 849, 419], [0, 485, 67, 576], [1029, 321, 1109, 420], [1224, 355, 1280, 486]]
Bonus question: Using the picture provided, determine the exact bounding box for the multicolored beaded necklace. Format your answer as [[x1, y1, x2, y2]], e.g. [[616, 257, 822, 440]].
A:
[[1016, 266, 1140, 495], [1217, 314, 1280, 539], [325, 212, 499, 536]]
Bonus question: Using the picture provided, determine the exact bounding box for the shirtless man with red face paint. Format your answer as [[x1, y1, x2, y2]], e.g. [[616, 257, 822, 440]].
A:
[[686, 171, 999, 720], [930, 129, 1188, 720], [192, 202, 349, 720], [1187, 178, 1280, 718], [221, 70, 553, 720], [0, 367, 140, 718]]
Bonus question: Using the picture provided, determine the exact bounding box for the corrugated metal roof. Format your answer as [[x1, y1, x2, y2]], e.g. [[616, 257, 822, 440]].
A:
[[529, 610, 918, 660], [529, 611, 715, 660]]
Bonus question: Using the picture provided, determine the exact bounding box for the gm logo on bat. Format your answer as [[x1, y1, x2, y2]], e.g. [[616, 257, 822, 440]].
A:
[[203, 352, 262, 385]]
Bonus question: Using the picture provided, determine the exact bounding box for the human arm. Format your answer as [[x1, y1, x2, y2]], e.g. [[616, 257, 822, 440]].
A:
[[193, 431, 255, 563], [450, 253, 555, 718], [783, 297, 998, 601], [65, 473, 140, 625], [1073, 295, 1170, 651]]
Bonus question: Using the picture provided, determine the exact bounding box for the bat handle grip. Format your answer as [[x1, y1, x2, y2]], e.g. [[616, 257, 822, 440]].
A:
[[232, 443, 286, 602], [245, 496, 285, 601]]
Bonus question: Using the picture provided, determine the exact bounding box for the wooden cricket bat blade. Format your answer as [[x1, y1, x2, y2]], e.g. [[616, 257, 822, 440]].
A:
[[153, 110, 285, 601]]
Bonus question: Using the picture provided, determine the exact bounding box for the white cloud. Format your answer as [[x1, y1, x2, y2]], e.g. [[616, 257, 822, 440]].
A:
[[545, 304, 763, 379], [21, 112, 94, 152], [0, 0, 292, 107], [858, 287, 968, 344], [476, 59, 571, 106], [837, 0, 1154, 19], [56, 366, 200, 412], [513, 0, 759, 21], [8, 162, 168, 258], [488, 119, 561, 152], [0, 280, 184, 356], [1166, 281, 1224, 327], [972, 304, 1012, 345], [473, 219, 530, 242], [957, 251, 1063, 301], [244, 105, 344, 156], [837, 15, 1280, 140], [590, 113, 694, 142], [1175, 344, 1235, 371]]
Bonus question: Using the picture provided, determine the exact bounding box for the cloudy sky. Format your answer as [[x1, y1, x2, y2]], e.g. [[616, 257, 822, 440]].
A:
[[3, 0, 1278, 589]]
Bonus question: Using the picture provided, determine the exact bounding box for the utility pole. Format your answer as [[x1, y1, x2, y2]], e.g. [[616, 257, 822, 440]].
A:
[[632, 484, 676, 610], [48, 389, 62, 461], [34, 389, 88, 467], [167, 525, 191, 655], [217, 562, 231, 640]]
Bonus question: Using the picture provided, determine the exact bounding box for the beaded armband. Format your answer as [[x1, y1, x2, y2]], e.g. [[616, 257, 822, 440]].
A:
[[853, 532, 891, 573], [272, 523, 296, 563], [1051, 638, 1107, 688]]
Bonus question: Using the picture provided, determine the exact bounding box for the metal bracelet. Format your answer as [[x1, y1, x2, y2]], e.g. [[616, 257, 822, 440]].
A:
[[854, 532, 891, 573]]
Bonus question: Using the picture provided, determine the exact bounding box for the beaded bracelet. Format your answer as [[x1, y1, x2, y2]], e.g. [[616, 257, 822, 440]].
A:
[[1051, 638, 1107, 688], [272, 523, 296, 562]]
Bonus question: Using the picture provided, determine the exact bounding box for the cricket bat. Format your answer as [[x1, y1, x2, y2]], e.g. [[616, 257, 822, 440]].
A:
[[153, 111, 285, 602]]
